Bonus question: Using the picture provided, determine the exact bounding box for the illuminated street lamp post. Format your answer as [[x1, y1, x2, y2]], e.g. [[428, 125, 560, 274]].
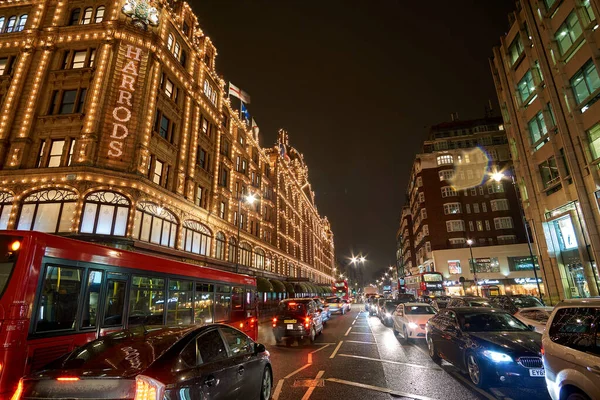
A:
[[236, 193, 257, 273], [467, 239, 478, 296], [492, 171, 543, 301]]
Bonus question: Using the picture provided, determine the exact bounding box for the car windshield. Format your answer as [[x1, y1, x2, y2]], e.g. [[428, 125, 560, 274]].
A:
[[512, 296, 544, 308], [405, 305, 436, 315], [468, 301, 491, 307], [279, 302, 308, 313], [385, 302, 401, 311], [460, 312, 529, 332], [326, 297, 340, 303]]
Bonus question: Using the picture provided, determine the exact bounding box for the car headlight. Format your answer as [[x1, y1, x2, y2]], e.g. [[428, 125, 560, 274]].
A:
[[482, 350, 513, 363], [408, 322, 418, 329], [385, 313, 391, 318]]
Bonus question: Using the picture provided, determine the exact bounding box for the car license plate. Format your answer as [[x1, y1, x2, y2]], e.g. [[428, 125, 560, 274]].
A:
[[284, 319, 296, 323], [287, 324, 293, 330], [529, 368, 545, 377]]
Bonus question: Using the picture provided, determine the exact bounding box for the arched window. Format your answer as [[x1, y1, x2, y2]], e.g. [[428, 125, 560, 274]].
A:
[[132, 202, 178, 248], [0, 192, 14, 230], [17, 189, 77, 233], [0, 17, 5, 32], [5, 16, 16, 33], [182, 220, 212, 256], [81, 7, 93, 24], [240, 243, 252, 266], [215, 232, 225, 260], [167, 33, 174, 51], [255, 248, 265, 270], [80, 191, 130, 236], [16, 14, 27, 31], [94, 6, 105, 23], [228, 237, 237, 263], [69, 8, 81, 25]]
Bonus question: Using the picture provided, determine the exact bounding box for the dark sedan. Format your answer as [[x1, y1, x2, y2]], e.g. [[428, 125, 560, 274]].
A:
[[272, 298, 323, 345], [380, 300, 402, 326], [426, 308, 544, 389], [14, 325, 272, 400]]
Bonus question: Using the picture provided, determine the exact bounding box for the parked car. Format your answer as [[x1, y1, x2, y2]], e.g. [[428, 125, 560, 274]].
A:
[[365, 294, 380, 312], [14, 325, 272, 400], [397, 293, 417, 303], [313, 298, 331, 325], [431, 298, 449, 310], [372, 297, 387, 316], [344, 298, 352, 311], [514, 307, 553, 333], [379, 300, 403, 326], [489, 295, 546, 314], [326, 296, 350, 315], [273, 298, 323, 345], [447, 296, 492, 308], [427, 308, 544, 389], [543, 299, 600, 400], [392, 302, 437, 342]]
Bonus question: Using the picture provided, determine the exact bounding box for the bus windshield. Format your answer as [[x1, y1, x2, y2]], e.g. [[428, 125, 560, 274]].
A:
[[0, 235, 22, 299], [423, 274, 443, 282]]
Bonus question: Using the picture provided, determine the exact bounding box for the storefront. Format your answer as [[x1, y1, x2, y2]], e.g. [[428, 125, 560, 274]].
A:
[[544, 202, 600, 298], [444, 277, 545, 297]]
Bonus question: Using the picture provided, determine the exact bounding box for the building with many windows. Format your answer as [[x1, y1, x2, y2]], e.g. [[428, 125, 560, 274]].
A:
[[0, 0, 334, 284], [491, 0, 600, 300], [397, 116, 544, 297]]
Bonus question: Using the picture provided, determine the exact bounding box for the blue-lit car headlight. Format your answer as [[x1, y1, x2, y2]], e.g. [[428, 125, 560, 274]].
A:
[[408, 322, 418, 329], [482, 350, 513, 363]]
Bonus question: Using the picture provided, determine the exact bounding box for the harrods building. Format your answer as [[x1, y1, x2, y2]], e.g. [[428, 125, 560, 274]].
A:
[[0, 0, 335, 285]]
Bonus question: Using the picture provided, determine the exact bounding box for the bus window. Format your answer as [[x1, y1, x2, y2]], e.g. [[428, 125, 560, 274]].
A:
[[195, 283, 214, 324], [81, 270, 103, 329], [167, 279, 193, 325], [35, 265, 82, 333], [0, 235, 21, 299], [128, 276, 165, 325], [231, 286, 244, 319], [215, 285, 231, 322], [103, 278, 126, 326]]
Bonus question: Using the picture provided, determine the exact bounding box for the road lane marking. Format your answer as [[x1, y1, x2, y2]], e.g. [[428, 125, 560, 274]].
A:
[[345, 340, 376, 344], [307, 344, 331, 363], [352, 320, 356, 325], [325, 378, 440, 400], [344, 327, 352, 336], [329, 340, 343, 358], [337, 353, 442, 370], [445, 369, 498, 400], [284, 363, 312, 379], [272, 379, 284, 400], [300, 370, 325, 400], [408, 342, 431, 357]]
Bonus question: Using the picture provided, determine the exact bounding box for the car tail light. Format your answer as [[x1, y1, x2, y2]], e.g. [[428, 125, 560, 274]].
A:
[[272, 317, 277, 328], [134, 375, 165, 400], [10, 379, 23, 400], [56, 377, 79, 382], [305, 316, 310, 328], [250, 318, 255, 324], [541, 344, 545, 356], [239, 322, 244, 328]]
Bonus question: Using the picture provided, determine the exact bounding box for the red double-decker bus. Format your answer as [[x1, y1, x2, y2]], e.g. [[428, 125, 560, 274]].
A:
[[332, 279, 349, 299], [0, 231, 258, 399], [404, 272, 444, 297]]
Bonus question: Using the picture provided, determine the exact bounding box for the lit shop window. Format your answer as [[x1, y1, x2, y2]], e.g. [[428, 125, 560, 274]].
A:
[[182, 220, 212, 256], [80, 191, 130, 236], [133, 202, 178, 248], [0, 192, 14, 230], [215, 232, 226, 260], [17, 189, 77, 233]]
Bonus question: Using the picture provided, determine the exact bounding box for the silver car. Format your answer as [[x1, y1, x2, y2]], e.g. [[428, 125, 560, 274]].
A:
[[542, 298, 600, 400]]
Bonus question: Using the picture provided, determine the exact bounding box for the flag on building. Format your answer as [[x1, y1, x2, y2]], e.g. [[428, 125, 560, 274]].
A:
[[241, 102, 250, 125], [251, 118, 260, 140], [228, 82, 251, 104]]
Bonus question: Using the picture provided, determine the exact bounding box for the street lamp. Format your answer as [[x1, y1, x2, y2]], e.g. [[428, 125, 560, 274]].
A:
[[492, 171, 544, 301], [467, 239, 478, 296], [235, 193, 257, 273]]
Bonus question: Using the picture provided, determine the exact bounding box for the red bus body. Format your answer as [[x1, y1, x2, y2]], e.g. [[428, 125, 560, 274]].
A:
[[404, 272, 444, 297], [332, 280, 349, 300], [0, 231, 258, 399]]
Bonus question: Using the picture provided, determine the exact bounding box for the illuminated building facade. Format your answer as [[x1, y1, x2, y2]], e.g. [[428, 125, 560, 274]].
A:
[[491, 0, 600, 300], [0, 0, 334, 284]]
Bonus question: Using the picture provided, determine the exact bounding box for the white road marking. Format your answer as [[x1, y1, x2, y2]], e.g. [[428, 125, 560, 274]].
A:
[[408, 342, 431, 357], [344, 327, 352, 336], [300, 370, 325, 400], [272, 379, 284, 400], [349, 331, 374, 334], [446, 369, 499, 400], [307, 343, 331, 363], [344, 340, 376, 344], [352, 320, 356, 325], [325, 377, 440, 400], [284, 363, 312, 379], [330, 340, 343, 359], [338, 353, 442, 370]]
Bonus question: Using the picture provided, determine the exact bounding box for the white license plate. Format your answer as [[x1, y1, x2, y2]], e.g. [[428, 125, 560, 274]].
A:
[[529, 368, 545, 377], [287, 324, 293, 330]]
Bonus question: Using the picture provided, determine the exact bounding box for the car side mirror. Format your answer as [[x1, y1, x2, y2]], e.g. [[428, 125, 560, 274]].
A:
[[255, 342, 266, 355], [528, 325, 537, 332]]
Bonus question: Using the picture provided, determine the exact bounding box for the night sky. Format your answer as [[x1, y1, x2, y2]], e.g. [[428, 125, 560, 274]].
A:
[[190, 1, 516, 280]]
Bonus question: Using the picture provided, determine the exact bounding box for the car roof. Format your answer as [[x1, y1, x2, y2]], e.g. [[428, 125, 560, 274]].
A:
[[283, 298, 313, 303], [452, 296, 486, 300], [515, 306, 554, 312], [555, 298, 600, 307], [402, 302, 431, 307], [450, 307, 508, 314]]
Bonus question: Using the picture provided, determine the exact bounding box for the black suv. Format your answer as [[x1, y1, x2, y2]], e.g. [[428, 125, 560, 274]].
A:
[[446, 296, 492, 308], [272, 298, 324, 345], [488, 295, 544, 314]]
